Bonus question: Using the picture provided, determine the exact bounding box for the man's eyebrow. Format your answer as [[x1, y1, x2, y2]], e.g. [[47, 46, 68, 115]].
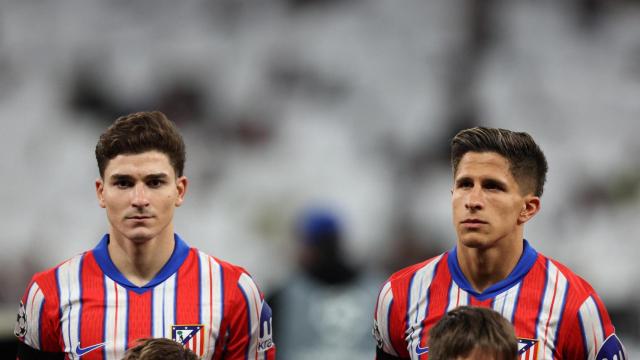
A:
[[144, 173, 169, 180], [454, 176, 472, 184], [482, 178, 508, 188], [109, 173, 134, 181], [108, 173, 170, 181]]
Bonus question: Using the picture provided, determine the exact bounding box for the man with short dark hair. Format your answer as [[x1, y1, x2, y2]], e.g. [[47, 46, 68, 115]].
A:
[[15, 111, 276, 360], [373, 127, 625, 359], [428, 306, 517, 360]]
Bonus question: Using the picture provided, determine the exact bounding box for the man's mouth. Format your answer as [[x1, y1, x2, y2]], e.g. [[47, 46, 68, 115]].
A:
[[462, 219, 487, 224], [127, 215, 152, 220]]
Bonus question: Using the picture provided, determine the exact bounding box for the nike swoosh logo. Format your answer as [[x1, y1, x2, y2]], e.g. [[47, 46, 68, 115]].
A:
[[75, 343, 106, 356], [415, 344, 429, 355]]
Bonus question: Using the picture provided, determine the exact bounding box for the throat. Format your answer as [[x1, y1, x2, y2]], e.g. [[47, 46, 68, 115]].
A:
[[108, 235, 175, 287], [457, 246, 520, 293]]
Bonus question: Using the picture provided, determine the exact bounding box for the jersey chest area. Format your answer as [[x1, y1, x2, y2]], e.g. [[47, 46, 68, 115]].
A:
[[57, 275, 224, 360], [402, 282, 567, 360]]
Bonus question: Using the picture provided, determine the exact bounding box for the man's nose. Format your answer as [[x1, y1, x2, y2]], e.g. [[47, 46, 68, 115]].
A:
[[131, 183, 150, 207], [465, 187, 483, 211]]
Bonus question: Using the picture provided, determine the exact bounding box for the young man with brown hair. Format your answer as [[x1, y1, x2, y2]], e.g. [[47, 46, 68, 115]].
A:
[[373, 127, 625, 359], [428, 306, 517, 360], [14, 111, 276, 360]]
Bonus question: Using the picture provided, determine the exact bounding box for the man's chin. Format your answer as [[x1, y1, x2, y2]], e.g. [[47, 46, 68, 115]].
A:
[[125, 231, 155, 244], [459, 237, 492, 250]]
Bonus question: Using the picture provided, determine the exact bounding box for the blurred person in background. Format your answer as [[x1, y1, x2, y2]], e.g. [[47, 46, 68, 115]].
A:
[[122, 338, 198, 360], [13, 111, 275, 360], [268, 207, 380, 360], [428, 306, 518, 360], [373, 127, 625, 359]]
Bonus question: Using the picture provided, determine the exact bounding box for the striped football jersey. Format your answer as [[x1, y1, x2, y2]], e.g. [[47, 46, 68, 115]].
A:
[[373, 240, 625, 360], [15, 234, 276, 360]]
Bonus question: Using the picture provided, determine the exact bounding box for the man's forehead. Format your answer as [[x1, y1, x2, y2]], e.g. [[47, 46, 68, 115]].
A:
[[103, 151, 175, 177], [455, 153, 512, 176]]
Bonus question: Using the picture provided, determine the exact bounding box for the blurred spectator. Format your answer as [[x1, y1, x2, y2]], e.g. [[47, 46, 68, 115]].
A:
[[268, 207, 381, 360]]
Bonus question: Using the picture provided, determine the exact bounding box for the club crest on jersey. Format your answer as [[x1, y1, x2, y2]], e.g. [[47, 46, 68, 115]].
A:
[[172, 324, 206, 357], [518, 338, 539, 359], [258, 301, 274, 352], [14, 301, 27, 338]]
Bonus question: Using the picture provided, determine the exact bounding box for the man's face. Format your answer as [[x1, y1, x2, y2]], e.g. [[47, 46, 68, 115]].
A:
[[96, 150, 187, 244], [451, 152, 538, 250]]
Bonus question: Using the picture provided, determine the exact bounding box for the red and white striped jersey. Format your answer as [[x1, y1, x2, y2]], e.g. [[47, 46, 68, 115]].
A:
[[14, 234, 276, 360], [373, 240, 625, 360]]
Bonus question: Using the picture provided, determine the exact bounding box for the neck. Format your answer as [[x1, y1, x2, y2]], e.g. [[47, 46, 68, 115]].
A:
[[107, 229, 175, 287], [456, 236, 524, 293]]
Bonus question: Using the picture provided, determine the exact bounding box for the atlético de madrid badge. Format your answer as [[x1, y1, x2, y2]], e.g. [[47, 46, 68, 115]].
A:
[[172, 324, 206, 357]]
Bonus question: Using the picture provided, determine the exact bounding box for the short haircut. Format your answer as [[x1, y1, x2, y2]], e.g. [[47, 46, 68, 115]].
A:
[[428, 306, 518, 360], [451, 127, 548, 197], [95, 111, 186, 178], [122, 338, 198, 360]]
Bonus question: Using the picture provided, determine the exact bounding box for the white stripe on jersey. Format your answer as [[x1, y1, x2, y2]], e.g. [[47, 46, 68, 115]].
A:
[[152, 273, 176, 339], [492, 283, 521, 323], [198, 251, 224, 359], [238, 273, 264, 360], [57, 254, 83, 360], [104, 276, 129, 360], [406, 255, 443, 360], [578, 296, 605, 359], [446, 280, 469, 312], [24, 282, 46, 349], [535, 260, 568, 359], [374, 282, 397, 356]]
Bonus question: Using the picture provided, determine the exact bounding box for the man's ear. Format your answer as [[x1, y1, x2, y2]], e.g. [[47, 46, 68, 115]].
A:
[[518, 195, 540, 225], [175, 176, 188, 207], [96, 178, 106, 208]]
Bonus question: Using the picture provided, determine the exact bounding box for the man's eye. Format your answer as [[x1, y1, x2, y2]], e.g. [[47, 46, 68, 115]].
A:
[[148, 179, 164, 187], [484, 182, 504, 191], [115, 180, 132, 188]]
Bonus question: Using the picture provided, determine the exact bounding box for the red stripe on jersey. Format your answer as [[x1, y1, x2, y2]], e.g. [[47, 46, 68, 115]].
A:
[[127, 291, 152, 348], [421, 257, 451, 349], [79, 253, 106, 360], [512, 255, 547, 339], [176, 250, 200, 324], [469, 297, 492, 307]]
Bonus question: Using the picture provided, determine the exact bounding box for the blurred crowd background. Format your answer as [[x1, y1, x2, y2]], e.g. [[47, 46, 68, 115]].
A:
[[1, 0, 639, 357]]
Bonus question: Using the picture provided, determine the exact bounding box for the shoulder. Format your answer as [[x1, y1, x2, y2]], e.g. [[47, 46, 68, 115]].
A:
[[534, 252, 607, 321], [191, 249, 263, 299], [192, 249, 253, 280], [27, 252, 89, 296], [536, 252, 598, 297], [385, 254, 446, 288], [378, 253, 447, 302]]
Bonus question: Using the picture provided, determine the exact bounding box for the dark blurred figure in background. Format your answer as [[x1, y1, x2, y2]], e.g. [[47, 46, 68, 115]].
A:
[[269, 207, 381, 360]]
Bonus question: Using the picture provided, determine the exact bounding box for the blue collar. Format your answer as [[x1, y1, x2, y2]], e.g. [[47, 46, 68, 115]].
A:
[[92, 233, 191, 294], [447, 240, 538, 301]]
